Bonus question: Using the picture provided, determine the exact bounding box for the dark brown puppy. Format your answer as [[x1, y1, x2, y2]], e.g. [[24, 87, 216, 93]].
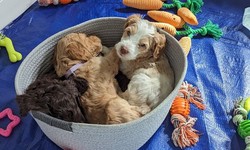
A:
[[16, 70, 88, 123]]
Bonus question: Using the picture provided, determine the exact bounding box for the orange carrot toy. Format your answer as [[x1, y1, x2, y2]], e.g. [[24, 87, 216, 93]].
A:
[[173, 0, 198, 25], [123, 0, 164, 10], [150, 22, 177, 35], [123, 0, 204, 15], [178, 36, 192, 56], [148, 11, 185, 28], [123, 0, 203, 26]]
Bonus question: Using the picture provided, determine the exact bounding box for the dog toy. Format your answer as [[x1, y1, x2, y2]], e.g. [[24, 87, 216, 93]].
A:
[[123, 0, 164, 10], [233, 97, 250, 150], [148, 11, 185, 28], [0, 34, 22, 63], [38, 0, 78, 6], [123, 0, 203, 14], [178, 36, 192, 56], [171, 0, 199, 25], [124, 0, 202, 26], [176, 21, 223, 40], [169, 81, 205, 149], [150, 22, 177, 35], [0, 108, 20, 137]]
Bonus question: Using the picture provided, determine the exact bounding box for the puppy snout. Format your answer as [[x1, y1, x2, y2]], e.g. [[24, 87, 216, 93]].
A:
[[120, 46, 129, 55]]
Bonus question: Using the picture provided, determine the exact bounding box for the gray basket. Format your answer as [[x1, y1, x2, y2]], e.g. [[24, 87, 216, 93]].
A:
[[15, 17, 187, 150]]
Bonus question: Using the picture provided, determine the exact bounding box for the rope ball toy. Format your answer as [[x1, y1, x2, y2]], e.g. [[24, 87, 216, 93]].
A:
[[170, 81, 205, 149], [233, 97, 250, 150]]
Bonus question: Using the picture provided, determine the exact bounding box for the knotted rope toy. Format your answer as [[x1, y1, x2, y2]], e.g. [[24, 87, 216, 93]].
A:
[[177, 21, 223, 55], [0, 33, 22, 63], [0, 108, 20, 137], [170, 81, 205, 149], [38, 0, 79, 6], [233, 97, 250, 150]]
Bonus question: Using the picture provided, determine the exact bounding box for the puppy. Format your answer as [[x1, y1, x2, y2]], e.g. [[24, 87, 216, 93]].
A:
[[54, 33, 142, 124], [16, 70, 88, 123], [115, 14, 175, 114]]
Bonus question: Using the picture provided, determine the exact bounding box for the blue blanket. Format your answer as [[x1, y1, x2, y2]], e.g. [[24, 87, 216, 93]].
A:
[[0, 0, 249, 149]]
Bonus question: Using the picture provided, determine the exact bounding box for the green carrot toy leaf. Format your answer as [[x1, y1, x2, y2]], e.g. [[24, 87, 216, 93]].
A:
[[202, 20, 223, 40], [176, 20, 223, 40], [185, 0, 204, 14]]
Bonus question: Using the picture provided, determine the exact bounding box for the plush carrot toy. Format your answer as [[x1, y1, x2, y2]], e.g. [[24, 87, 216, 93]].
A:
[[170, 81, 205, 149], [150, 22, 177, 35], [172, 0, 198, 25], [123, 0, 204, 14], [148, 11, 185, 28], [178, 36, 192, 56], [123, 0, 164, 10]]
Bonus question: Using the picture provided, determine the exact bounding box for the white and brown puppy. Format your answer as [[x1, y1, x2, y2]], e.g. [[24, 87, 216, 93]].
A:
[[115, 14, 174, 114]]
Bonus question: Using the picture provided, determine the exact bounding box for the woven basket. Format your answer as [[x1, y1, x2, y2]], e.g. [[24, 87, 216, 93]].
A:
[[15, 17, 187, 150]]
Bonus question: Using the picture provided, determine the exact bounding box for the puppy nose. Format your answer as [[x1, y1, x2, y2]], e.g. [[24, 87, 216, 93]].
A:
[[120, 46, 128, 55]]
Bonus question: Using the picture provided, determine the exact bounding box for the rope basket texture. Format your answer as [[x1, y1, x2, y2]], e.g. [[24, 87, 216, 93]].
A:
[[15, 17, 187, 150]]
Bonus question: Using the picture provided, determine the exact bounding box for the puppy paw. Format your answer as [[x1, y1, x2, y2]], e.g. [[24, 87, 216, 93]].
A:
[[101, 46, 111, 55], [132, 105, 151, 116]]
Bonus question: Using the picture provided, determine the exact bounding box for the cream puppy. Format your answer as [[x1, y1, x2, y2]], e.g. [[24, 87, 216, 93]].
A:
[[115, 15, 174, 114]]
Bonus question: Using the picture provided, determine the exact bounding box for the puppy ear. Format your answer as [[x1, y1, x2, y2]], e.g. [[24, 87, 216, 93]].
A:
[[153, 32, 166, 60], [124, 14, 141, 28], [70, 76, 89, 95], [66, 43, 85, 60]]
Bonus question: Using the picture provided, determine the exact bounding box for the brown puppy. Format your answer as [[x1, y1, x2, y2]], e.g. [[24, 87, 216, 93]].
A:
[[16, 70, 88, 123], [54, 33, 142, 124], [115, 15, 175, 115]]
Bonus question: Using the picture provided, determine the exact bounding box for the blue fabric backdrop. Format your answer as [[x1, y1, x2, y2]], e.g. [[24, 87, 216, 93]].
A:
[[0, 0, 249, 149]]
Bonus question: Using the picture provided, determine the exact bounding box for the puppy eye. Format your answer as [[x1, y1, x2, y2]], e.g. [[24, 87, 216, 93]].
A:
[[138, 44, 146, 48]]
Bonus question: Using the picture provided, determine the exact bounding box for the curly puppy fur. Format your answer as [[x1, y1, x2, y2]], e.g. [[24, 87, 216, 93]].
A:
[[115, 14, 175, 115], [54, 33, 142, 124], [16, 70, 88, 123]]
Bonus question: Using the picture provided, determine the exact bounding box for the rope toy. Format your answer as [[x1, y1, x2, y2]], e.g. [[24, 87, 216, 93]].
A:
[[170, 81, 205, 149], [38, 0, 79, 6], [0, 108, 20, 137], [0, 33, 22, 63], [233, 97, 250, 150]]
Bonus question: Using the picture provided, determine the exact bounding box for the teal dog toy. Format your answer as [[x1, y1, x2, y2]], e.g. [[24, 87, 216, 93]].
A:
[[0, 34, 22, 63], [233, 97, 250, 150]]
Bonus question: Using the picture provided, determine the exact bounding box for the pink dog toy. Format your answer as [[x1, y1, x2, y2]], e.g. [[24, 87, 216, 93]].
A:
[[0, 108, 20, 137]]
